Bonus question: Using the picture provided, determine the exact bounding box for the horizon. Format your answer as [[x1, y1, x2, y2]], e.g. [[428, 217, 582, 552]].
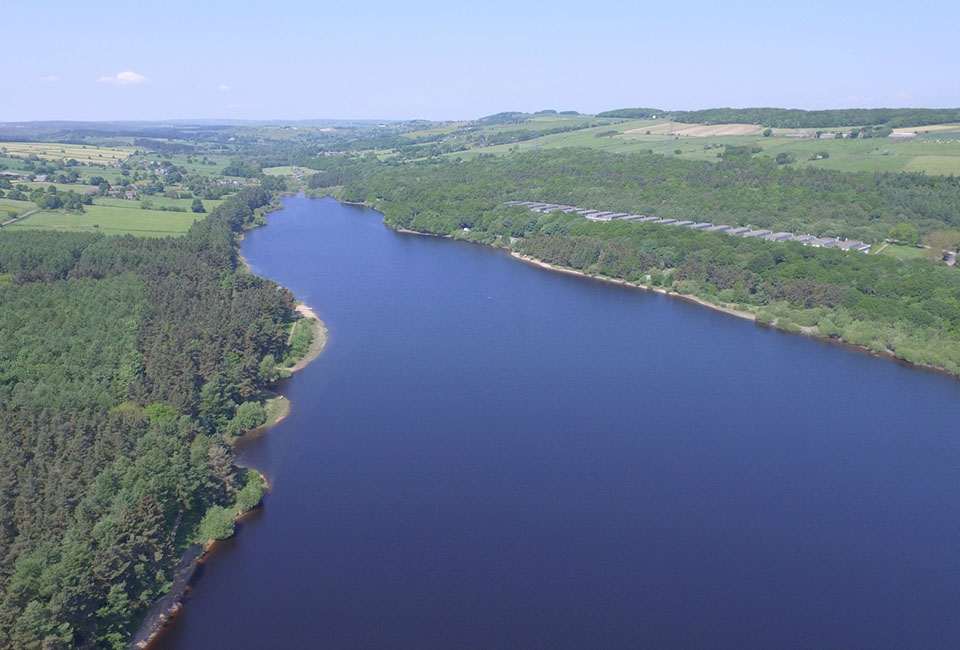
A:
[[4, 104, 960, 128], [5, 0, 959, 122]]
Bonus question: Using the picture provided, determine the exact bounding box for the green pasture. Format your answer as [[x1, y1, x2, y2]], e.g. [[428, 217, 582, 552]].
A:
[[7, 203, 203, 236]]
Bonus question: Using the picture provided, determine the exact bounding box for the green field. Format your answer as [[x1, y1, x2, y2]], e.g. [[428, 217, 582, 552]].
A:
[[444, 117, 960, 175], [0, 141, 133, 164], [262, 165, 315, 176], [93, 195, 224, 211], [876, 242, 931, 261], [0, 197, 37, 219], [7, 203, 203, 236]]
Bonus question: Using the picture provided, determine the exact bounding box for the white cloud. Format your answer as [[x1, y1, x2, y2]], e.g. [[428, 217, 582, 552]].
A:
[[39, 75, 61, 82], [219, 84, 230, 92], [98, 70, 148, 85]]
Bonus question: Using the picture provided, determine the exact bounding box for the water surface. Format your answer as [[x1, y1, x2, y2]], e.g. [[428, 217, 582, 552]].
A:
[[155, 196, 960, 650]]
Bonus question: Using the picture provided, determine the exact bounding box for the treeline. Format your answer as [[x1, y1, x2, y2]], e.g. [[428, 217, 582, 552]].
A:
[[0, 177, 294, 648], [597, 107, 960, 128], [315, 148, 960, 243], [325, 149, 960, 374]]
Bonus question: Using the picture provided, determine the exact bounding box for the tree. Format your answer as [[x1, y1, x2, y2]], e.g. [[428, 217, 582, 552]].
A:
[[191, 198, 206, 213], [922, 230, 960, 261], [198, 505, 235, 540], [888, 223, 919, 246], [258, 353, 279, 383], [763, 128, 773, 137]]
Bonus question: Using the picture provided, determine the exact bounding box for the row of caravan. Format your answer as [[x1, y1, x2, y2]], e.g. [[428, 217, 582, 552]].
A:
[[504, 201, 871, 253]]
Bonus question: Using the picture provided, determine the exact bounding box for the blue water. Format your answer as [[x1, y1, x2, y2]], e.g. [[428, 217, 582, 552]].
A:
[[155, 196, 960, 649]]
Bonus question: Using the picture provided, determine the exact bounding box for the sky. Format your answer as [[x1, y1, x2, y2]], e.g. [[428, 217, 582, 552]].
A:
[[5, 0, 959, 122]]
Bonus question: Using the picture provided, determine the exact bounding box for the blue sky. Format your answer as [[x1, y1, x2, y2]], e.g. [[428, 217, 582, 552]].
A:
[[5, 0, 958, 121]]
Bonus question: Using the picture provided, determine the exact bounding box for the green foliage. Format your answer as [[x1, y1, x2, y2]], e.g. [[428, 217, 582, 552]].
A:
[[222, 157, 262, 178], [199, 505, 236, 541], [284, 317, 315, 366], [0, 181, 295, 648], [888, 223, 919, 246], [146, 403, 179, 426], [226, 401, 267, 437], [191, 198, 206, 213], [235, 470, 266, 512], [258, 353, 279, 383]]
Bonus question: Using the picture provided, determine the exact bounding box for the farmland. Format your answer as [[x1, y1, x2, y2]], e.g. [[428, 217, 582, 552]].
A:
[[0, 141, 133, 164], [442, 115, 960, 175], [4, 202, 204, 236]]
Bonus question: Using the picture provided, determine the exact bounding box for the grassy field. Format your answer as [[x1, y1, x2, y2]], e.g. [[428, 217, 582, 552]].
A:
[[7, 203, 203, 236], [20, 181, 100, 194], [93, 195, 224, 211], [0, 141, 133, 164], [444, 117, 960, 175], [0, 197, 37, 219], [876, 243, 931, 261], [262, 165, 317, 176]]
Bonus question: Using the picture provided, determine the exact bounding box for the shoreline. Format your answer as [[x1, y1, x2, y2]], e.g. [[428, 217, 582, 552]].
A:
[[130, 203, 329, 650], [383, 218, 955, 381], [508, 252, 956, 380]]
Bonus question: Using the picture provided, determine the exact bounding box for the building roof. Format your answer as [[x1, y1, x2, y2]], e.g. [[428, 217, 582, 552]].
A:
[[836, 240, 863, 250]]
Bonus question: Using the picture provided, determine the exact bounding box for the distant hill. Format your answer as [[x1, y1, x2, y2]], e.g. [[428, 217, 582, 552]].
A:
[[596, 107, 960, 129]]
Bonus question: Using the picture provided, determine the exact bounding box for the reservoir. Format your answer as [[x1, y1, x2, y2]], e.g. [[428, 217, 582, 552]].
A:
[[155, 195, 960, 649]]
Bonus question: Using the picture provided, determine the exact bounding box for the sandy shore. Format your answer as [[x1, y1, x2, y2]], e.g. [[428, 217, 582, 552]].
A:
[[289, 304, 328, 373]]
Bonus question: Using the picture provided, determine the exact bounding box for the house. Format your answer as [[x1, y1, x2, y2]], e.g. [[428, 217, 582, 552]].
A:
[[619, 215, 645, 221], [763, 232, 794, 241], [608, 213, 630, 219], [889, 132, 917, 139], [689, 223, 712, 229], [728, 227, 751, 235], [836, 240, 864, 251], [704, 224, 732, 232], [806, 237, 838, 247], [588, 212, 616, 221], [34, 174, 47, 182], [675, 220, 696, 227], [790, 234, 814, 243], [741, 229, 772, 238], [659, 218, 679, 225], [637, 216, 661, 223]]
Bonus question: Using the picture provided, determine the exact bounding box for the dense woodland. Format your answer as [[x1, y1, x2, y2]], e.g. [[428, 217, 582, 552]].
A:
[[303, 148, 960, 374], [307, 148, 960, 242], [597, 107, 960, 128], [0, 178, 293, 649]]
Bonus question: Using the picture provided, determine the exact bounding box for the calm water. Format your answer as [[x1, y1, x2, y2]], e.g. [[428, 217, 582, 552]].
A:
[[155, 196, 960, 650]]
